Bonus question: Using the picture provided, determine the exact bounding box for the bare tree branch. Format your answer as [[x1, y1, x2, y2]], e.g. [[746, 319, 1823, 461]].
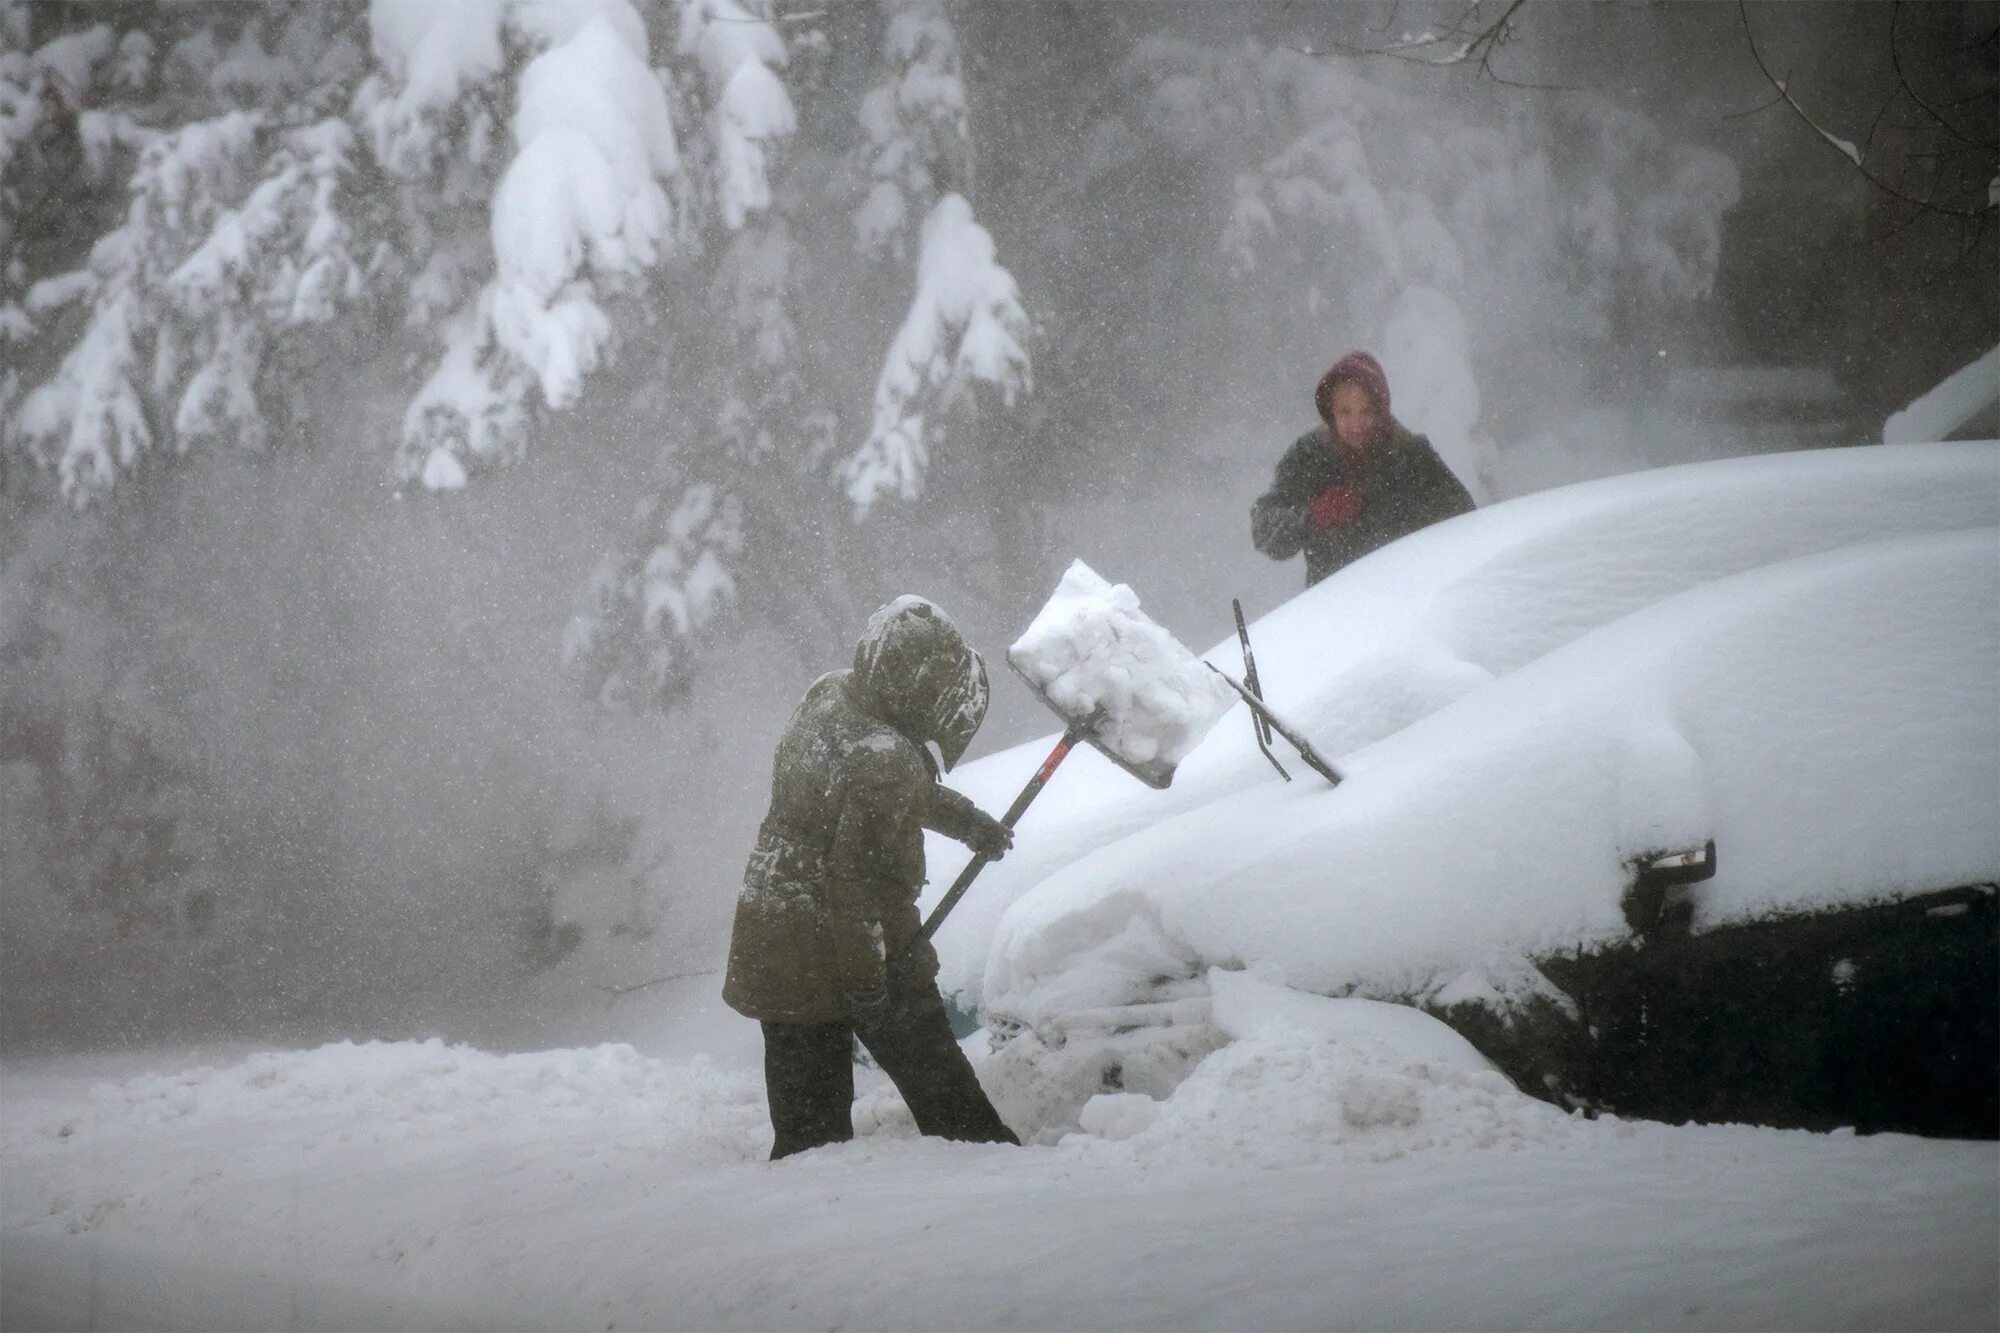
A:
[[1889, 1, 1995, 151], [1722, 90, 1789, 121], [1910, 213, 1997, 290], [1737, 0, 1995, 222], [1290, 0, 1570, 92]]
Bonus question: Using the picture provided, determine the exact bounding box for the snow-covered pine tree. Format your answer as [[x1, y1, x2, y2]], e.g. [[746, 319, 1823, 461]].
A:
[[0, 0, 693, 1036], [6, 0, 1042, 708], [852, 0, 970, 263], [562, 0, 797, 707], [3, 0, 684, 502], [363, 0, 683, 490], [563, 0, 1039, 711], [840, 0, 1030, 516], [3, 6, 386, 504]]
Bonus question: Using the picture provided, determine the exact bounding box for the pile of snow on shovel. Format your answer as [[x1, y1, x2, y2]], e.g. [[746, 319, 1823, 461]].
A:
[[1008, 561, 1237, 769]]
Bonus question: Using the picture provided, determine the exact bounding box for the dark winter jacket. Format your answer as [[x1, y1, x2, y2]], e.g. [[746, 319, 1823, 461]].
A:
[[1251, 422, 1475, 586], [722, 669, 991, 1024]]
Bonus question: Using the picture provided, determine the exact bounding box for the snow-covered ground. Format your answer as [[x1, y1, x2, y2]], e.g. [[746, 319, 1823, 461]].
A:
[[5, 979, 1996, 1332], [6, 446, 1996, 1330]]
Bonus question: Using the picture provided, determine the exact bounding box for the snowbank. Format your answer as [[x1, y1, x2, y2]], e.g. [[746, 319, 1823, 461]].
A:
[[16, 1040, 764, 1162], [925, 445, 2000, 1011]]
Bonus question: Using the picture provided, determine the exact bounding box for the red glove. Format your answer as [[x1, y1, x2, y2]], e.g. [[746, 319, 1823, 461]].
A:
[[1309, 486, 1362, 528]]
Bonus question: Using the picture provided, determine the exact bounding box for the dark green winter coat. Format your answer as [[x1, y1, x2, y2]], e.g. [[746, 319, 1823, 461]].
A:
[[1251, 422, 1475, 586], [721, 668, 993, 1024]]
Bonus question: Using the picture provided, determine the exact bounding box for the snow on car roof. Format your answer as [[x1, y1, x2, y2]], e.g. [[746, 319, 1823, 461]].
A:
[[926, 443, 2000, 1015]]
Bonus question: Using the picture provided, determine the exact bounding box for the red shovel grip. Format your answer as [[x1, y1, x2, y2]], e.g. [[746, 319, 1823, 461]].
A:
[[918, 722, 1086, 942]]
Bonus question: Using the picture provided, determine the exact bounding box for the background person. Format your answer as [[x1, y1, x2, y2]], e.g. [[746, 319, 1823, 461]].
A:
[[1252, 350, 1476, 587]]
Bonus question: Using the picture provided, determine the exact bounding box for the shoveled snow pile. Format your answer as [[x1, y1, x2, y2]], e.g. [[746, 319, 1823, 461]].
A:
[[926, 445, 2000, 1016], [923, 969, 1560, 1160], [1086, 970, 1560, 1166], [1007, 560, 1237, 776]]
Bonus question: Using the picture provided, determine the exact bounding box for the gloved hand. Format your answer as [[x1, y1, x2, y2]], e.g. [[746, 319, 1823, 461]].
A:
[[965, 809, 1014, 861], [1309, 485, 1363, 528], [846, 985, 893, 1027]]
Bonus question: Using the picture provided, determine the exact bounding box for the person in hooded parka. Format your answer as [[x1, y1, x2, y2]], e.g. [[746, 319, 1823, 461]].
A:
[[724, 596, 1021, 1158], [1252, 350, 1476, 588]]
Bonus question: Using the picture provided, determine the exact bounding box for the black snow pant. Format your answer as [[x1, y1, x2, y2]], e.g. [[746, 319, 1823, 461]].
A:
[[760, 963, 1019, 1160]]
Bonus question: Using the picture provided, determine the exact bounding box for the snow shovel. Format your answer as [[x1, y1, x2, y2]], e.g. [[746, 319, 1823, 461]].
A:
[[918, 561, 1238, 941]]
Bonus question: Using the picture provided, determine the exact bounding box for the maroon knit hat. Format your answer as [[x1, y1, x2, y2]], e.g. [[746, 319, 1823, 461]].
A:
[[1314, 350, 1391, 426]]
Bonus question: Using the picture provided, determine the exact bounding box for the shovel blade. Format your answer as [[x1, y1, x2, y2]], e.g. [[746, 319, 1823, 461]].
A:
[[1006, 561, 1237, 790], [1006, 657, 1178, 789]]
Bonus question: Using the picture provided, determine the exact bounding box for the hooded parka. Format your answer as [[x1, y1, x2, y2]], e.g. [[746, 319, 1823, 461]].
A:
[[722, 598, 991, 1025], [1251, 420, 1475, 586]]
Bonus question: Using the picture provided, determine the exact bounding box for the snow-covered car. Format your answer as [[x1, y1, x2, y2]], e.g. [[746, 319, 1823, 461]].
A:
[[926, 444, 2000, 1137]]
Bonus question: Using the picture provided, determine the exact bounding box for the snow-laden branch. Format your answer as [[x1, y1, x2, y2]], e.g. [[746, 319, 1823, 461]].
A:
[[9, 113, 262, 503], [195, 137, 369, 449], [1147, 36, 1737, 337], [400, 300, 527, 492], [1882, 345, 2000, 445], [363, 0, 507, 175], [638, 482, 742, 648], [843, 193, 1031, 514], [391, 0, 683, 490], [679, 0, 794, 230], [564, 483, 745, 706], [1, 24, 155, 361], [489, 20, 679, 405], [1221, 121, 1443, 286], [854, 0, 970, 261]]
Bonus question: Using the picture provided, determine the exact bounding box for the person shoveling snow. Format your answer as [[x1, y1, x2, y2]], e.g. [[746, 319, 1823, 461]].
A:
[[723, 597, 1020, 1158], [724, 574, 1241, 1159]]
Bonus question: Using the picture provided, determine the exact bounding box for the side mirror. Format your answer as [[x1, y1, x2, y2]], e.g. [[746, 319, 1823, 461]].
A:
[[1636, 840, 1717, 888], [1622, 839, 1717, 940]]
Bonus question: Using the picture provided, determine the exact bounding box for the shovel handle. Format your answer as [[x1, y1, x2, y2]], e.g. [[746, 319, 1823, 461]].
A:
[[918, 722, 1087, 942]]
